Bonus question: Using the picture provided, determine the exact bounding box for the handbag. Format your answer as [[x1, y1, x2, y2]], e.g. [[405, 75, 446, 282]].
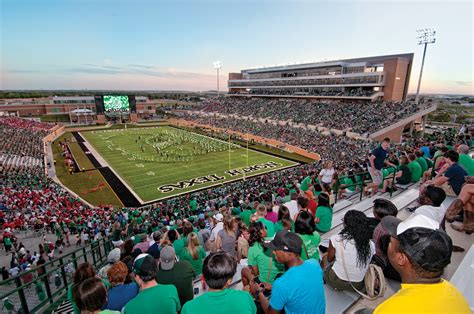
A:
[[339, 240, 386, 300]]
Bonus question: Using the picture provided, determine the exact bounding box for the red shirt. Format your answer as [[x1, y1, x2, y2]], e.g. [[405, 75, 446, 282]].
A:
[[307, 199, 318, 216]]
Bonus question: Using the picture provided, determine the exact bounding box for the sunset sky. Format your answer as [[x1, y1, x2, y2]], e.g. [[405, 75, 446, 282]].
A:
[[1, 0, 473, 95]]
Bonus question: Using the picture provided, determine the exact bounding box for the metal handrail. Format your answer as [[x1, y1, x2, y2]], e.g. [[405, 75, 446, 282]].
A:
[[0, 237, 113, 314], [333, 166, 398, 203]]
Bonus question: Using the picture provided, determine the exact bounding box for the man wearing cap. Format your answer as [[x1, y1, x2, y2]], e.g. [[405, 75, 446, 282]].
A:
[[156, 246, 195, 307], [208, 213, 224, 253], [124, 253, 180, 314], [97, 248, 121, 279], [374, 215, 470, 313], [251, 230, 325, 314]]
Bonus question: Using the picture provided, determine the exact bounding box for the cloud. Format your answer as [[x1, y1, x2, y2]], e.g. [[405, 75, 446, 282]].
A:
[[8, 69, 41, 73], [455, 81, 472, 87], [128, 63, 155, 69], [63, 63, 214, 80]]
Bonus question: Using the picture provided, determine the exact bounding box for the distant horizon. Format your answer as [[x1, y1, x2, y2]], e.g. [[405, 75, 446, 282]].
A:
[[1, 90, 472, 97], [1, 0, 472, 94]]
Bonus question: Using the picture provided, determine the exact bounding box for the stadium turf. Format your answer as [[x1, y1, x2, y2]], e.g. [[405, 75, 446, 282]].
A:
[[81, 126, 298, 203]]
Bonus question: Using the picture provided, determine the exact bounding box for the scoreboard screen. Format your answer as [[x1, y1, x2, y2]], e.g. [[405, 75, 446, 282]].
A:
[[103, 95, 130, 111]]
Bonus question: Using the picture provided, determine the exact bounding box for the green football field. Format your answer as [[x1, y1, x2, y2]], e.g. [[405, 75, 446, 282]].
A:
[[81, 126, 298, 203]]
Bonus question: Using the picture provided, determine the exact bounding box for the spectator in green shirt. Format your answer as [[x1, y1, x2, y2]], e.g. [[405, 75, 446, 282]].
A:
[[458, 144, 474, 176], [274, 205, 294, 234], [381, 155, 412, 192], [255, 204, 275, 239], [415, 150, 428, 173], [241, 221, 281, 287], [408, 154, 422, 182], [239, 207, 256, 227], [181, 253, 256, 314], [315, 193, 333, 233], [295, 211, 321, 261], [124, 254, 180, 314], [181, 232, 206, 276]]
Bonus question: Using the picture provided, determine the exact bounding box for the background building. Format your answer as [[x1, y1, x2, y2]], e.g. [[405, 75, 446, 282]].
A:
[[228, 53, 414, 102]]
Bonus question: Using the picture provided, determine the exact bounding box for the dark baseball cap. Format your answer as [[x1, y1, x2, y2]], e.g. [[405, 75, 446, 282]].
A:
[[133, 254, 157, 277], [264, 230, 302, 255], [383, 215, 452, 272]]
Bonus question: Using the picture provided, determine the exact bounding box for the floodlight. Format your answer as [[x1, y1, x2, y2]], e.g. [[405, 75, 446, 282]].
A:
[[414, 28, 436, 104], [213, 61, 221, 69]]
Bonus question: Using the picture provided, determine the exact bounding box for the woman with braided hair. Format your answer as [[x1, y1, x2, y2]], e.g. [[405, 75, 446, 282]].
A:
[[322, 210, 375, 292]]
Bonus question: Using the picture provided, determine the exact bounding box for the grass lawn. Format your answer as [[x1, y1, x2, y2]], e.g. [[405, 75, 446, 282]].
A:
[[68, 142, 95, 170], [81, 126, 298, 203], [52, 133, 123, 207]]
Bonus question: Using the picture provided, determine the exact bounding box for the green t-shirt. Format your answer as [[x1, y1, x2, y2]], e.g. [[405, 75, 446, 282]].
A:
[[425, 157, 434, 169], [248, 242, 280, 284], [231, 206, 242, 216], [156, 261, 196, 307], [416, 157, 428, 173], [398, 164, 412, 183], [4, 237, 11, 246], [257, 218, 275, 239], [180, 246, 206, 275], [299, 232, 321, 261], [300, 175, 311, 192], [181, 289, 256, 314], [315, 206, 332, 233], [344, 177, 356, 192], [173, 237, 187, 259], [459, 154, 474, 176], [190, 199, 197, 211], [274, 220, 294, 234], [133, 234, 143, 245], [239, 209, 256, 227], [124, 284, 180, 314], [408, 161, 422, 182]]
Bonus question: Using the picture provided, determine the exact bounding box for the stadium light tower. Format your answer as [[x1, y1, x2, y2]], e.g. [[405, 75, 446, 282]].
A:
[[415, 28, 436, 104], [213, 61, 222, 97]]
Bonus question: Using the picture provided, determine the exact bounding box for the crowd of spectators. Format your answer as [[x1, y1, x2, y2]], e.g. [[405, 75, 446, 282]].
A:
[[196, 97, 425, 134], [181, 112, 372, 169], [0, 116, 472, 313]]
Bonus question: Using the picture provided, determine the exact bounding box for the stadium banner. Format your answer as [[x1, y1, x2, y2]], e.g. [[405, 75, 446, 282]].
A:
[[158, 161, 280, 193]]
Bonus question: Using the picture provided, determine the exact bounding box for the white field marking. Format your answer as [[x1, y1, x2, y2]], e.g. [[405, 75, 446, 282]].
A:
[[130, 157, 296, 189], [106, 150, 275, 179], [109, 152, 276, 186], [98, 148, 267, 170], [141, 163, 298, 204]]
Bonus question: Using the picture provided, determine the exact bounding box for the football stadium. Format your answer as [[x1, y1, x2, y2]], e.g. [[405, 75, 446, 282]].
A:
[[1, 1, 473, 314]]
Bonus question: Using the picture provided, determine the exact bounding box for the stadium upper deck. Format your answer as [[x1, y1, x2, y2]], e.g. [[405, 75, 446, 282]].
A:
[[228, 53, 414, 102]]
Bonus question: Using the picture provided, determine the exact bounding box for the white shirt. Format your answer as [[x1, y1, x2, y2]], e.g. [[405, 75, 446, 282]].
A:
[[284, 200, 299, 218], [210, 222, 224, 242], [330, 234, 375, 282], [412, 204, 447, 225], [319, 168, 335, 184]]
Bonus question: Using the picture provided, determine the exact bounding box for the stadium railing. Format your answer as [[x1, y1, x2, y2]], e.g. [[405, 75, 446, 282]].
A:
[[333, 166, 398, 203], [0, 237, 113, 314]]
